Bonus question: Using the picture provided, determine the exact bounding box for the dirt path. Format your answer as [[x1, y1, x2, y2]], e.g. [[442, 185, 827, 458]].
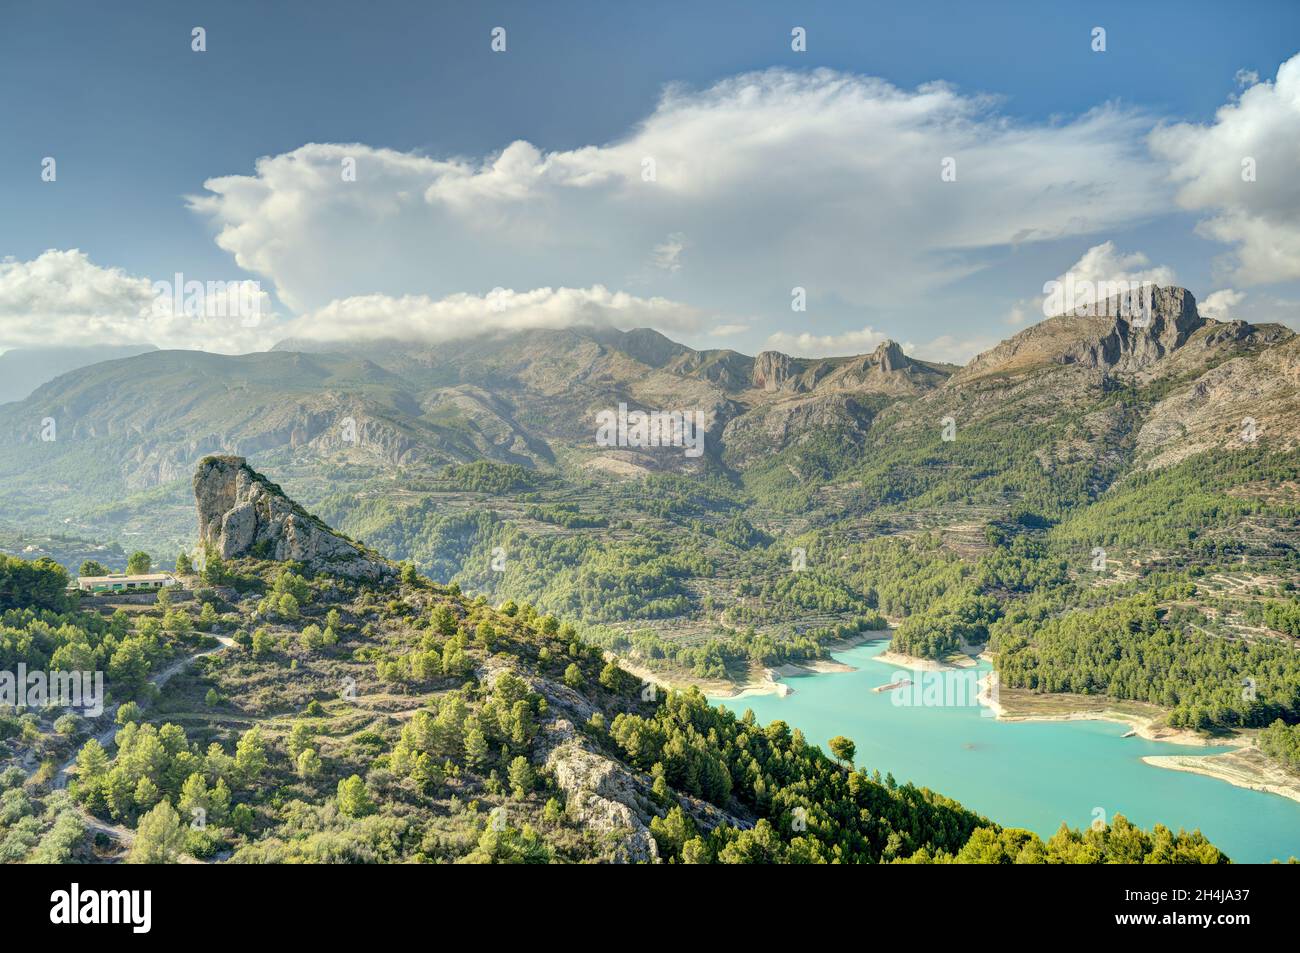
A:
[[51, 633, 238, 860], [55, 633, 237, 790]]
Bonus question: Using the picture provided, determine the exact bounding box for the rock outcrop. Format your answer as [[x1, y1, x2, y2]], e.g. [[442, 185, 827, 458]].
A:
[[752, 351, 794, 391], [722, 392, 874, 468], [194, 455, 393, 581], [956, 286, 1208, 382], [872, 339, 907, 372]]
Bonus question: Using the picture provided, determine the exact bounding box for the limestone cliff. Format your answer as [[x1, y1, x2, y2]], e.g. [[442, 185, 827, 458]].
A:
[[194, 455, 393, 581]]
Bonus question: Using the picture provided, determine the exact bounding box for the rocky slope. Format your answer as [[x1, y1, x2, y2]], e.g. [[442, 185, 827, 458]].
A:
[[9, 458, 1230, 864], [194, 455, 393, 581], [0, 286, 1294, 546]]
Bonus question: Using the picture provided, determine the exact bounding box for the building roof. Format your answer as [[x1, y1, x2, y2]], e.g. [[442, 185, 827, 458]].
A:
[[77, 573, 175, 584]]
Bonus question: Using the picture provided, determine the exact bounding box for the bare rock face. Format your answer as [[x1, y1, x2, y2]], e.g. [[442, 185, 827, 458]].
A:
[[1057, 286, 1203, 372], [872, 339, 907, 372], [1136, 334, 1300, 467], [722, 392, 874, 468], [752, 351, 794, 392], [956, 286, 1207, 382], [194, 455, 394, 581]]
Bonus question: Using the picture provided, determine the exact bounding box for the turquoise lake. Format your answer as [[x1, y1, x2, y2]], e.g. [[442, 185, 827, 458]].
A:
[[712, 639, 1300, 863]]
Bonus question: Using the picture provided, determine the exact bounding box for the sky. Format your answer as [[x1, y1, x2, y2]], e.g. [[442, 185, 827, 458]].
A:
[[1, 0, 1299, 362]]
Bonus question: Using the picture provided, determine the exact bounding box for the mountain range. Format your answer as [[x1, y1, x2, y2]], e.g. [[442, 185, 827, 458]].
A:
[[1, 283, 1298, 803], [1, 287, 1294, 499]]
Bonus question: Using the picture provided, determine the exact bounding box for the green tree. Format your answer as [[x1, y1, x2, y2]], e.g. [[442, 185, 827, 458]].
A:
[[464, 725, 490, 767], [115, 701, 142, 725], [128, 800, 186, 863], [828, 735, 856, 766], [296, 748, 322, 779], [175, 552, 194, 575], [127, 551, 152, 575], [79, 560, 109, 577], [507, 756, 534, 798], [178, 772, 209, 820], [234, 727, 267, 786], [75, 739, 109, 784], [336, 775, 373, 817], [251, 628, 273, 658], [277, 592, 300, 620]]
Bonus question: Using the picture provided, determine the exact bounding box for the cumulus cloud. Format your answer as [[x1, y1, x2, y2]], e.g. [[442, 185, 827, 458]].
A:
[[763, 325, 893, 358], [913, 333, 1000, 365], [1151, 54, 1300, 285], [188, 69, 1168, 324], [1199, 288, 1246, 320], [282, 285, 705, 345], [1054, 241, 1176, 291], [0, 250, 275, 352], [0, 251, 701, 354], [1001, 241, 1178, 326]]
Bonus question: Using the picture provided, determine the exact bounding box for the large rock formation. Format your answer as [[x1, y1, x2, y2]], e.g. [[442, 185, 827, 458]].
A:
[[956, 286, 1207, 383], [194, 455, 393, 581], [751, 351, 794, 391]]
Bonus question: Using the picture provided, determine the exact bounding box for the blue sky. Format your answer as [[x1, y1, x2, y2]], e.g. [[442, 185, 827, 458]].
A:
[[2, 0, 1298, 359]]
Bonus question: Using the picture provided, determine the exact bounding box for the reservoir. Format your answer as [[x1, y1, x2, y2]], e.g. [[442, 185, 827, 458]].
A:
[[713, 639, 1300, 863]]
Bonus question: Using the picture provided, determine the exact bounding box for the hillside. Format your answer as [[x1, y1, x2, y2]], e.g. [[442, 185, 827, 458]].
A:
[[0, 458, 1231, 863], [0, 288, 1296, 756], [0, 345, 157, 406]]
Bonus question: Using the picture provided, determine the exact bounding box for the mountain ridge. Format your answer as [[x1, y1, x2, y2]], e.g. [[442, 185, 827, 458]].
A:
[[9, 285, 1290, 496]]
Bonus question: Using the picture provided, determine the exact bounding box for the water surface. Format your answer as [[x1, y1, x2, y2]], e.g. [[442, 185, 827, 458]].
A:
[[713, 640, 1300, 863]]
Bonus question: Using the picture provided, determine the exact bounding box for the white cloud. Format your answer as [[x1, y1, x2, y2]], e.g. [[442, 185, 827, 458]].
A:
[[283, 285, 705, 345], [0, 250, 274, 352], [763, 325, 892, 358], [1150, 54, 1300, 285], [1054, 241, 1176, 291], [1000, 241, 1178, 326], [1004, 303, 1031, 327], [0, 250, 704, 354], [913, 333, 999, 365], [1199, 288, 1245, 320], [650, 233, 688, 273], [188, 69, 1168, 323]]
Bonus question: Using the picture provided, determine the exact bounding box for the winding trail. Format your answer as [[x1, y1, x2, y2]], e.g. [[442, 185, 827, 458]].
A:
[[51, 633, 238, 857], [54, 634, 237, 789]]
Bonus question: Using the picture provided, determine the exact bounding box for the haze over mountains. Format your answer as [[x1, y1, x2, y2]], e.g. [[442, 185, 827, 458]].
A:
[[0, 344, 155, 405]]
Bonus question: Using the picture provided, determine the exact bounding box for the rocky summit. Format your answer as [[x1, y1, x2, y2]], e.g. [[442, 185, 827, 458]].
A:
[[194, 455, 393, 581]]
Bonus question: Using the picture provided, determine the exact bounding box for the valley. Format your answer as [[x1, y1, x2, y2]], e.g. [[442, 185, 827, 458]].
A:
[[1, 286, 1299, 842], [0, 454, 1246, 863]]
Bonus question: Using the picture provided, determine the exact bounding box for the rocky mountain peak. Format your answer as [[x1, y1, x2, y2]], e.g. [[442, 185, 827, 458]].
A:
[[1056, 285, 1203, 372], [194, 455, 393, 581], [955, 285, 1214, 383], [752, 351, 793, 391], [870, 340, 907, 372]]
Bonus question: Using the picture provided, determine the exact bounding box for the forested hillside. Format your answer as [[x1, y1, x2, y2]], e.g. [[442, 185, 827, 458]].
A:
[[0, 470, 1233, 863], [1, 289, 1297, 773]]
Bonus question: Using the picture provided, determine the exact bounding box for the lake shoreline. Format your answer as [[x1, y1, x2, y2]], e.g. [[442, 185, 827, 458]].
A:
[[607, 630, 890, 700], [622, 638, 1300, 811], [711, 636, 1300, 859], [1142, 748, 1300, 806], [977, 671, 1238, 748], [718, 630, 891, 699]]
